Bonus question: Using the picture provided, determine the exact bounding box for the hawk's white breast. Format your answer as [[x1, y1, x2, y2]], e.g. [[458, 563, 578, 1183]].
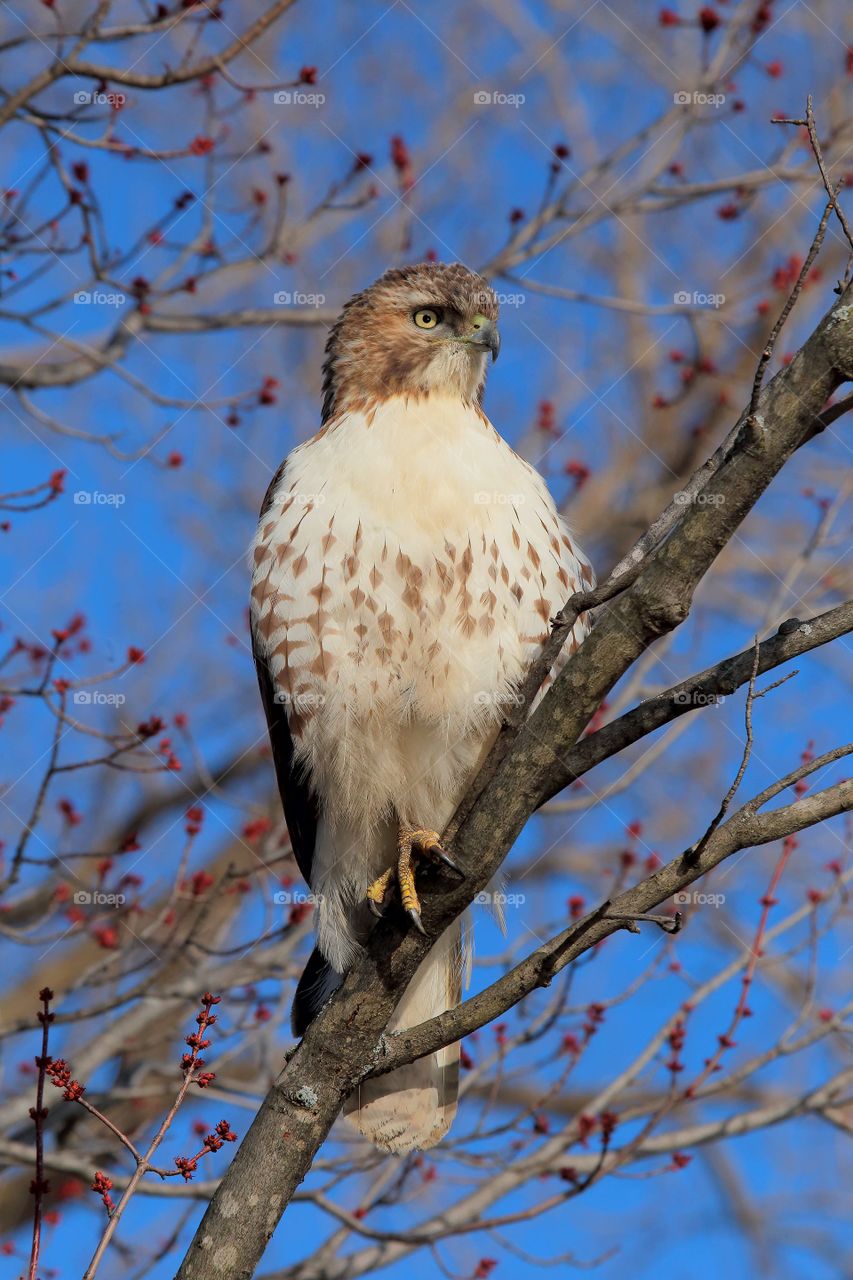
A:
[[251, 394, 592, 846]]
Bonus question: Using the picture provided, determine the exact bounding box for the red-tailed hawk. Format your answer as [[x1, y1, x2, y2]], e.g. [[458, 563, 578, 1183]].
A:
[[250, 263, 593, 1152]]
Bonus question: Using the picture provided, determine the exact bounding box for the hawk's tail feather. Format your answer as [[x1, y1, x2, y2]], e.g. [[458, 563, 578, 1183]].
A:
[[344, 918, 462, 1153], [292, 945, 345, 1038]]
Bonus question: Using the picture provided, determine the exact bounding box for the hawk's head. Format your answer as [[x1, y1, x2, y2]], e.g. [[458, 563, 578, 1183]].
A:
[[321, 262, 499, 422]]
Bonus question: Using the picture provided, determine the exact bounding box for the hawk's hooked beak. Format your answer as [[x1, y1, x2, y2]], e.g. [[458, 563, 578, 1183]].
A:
[[465, 315, 500, 362]]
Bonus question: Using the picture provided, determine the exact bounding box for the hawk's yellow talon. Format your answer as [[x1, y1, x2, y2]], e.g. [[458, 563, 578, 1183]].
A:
[[366, 865, 395, 916], [364, 825, 459, 932], [398, 836, 421, 916]]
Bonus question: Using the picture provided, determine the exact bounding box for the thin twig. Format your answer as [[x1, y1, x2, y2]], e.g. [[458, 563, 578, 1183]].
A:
[[603, 911, 683, 935], [746, 196, 833, 426], [802, 97, 853, 252], [772, 95, 853, 268], [27, 987, 53, 1280], [81, 994, 223, 1279], [685, 637, 761, 866]]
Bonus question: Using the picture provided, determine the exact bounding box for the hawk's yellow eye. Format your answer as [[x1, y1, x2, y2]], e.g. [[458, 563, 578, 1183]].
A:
[[413, 307, 441, 329]]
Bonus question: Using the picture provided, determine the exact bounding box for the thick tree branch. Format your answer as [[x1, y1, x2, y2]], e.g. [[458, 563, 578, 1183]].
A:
[[0, 306, 332, 391], [539, 598, 853, 807]]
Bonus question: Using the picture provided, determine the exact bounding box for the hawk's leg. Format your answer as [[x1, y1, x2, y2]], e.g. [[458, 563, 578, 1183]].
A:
[[366, 823, 463, 934]]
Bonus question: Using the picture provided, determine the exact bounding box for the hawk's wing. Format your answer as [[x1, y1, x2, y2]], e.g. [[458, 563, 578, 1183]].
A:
[[251, 463, 319, 888], [251, 629, 318, 887], [252, 615, 342, 1036]]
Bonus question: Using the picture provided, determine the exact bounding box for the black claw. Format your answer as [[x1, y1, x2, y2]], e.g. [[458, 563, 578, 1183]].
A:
[[407, 908, 427, 936], [432, 845, 465, 878], [417, 839, 465, 879], [369, 898, 386, 919]]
